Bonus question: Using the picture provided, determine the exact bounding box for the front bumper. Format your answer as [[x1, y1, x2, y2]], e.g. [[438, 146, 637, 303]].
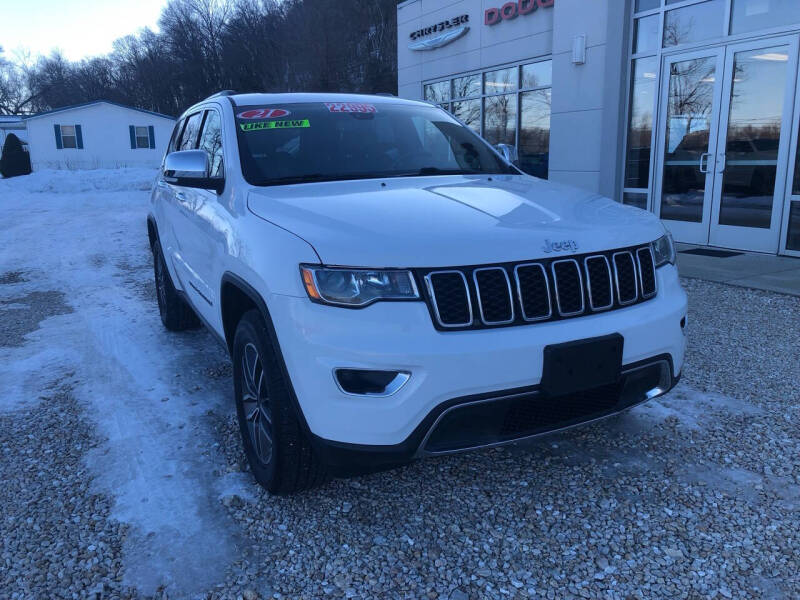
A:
[[268, 264, 687, 459], [313, 355, 679, 474]]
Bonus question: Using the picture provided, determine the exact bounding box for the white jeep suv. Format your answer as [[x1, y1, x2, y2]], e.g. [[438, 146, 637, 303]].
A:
[[148, 92, 687, 494]]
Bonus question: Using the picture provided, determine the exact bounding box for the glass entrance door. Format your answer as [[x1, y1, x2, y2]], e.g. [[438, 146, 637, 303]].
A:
[[709, 37, 798, 252], [654, 35, 800, 252], [654, 48, 726, 245]]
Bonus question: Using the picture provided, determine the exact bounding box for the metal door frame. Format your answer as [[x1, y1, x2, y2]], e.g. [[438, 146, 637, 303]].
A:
[[708, 34, 800, 252], [652, 46, 727, 245]]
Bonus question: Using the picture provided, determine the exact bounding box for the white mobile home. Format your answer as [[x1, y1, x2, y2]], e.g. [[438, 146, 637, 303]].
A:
[[24, 101, 175, 170], [0, 116, 28, 148]]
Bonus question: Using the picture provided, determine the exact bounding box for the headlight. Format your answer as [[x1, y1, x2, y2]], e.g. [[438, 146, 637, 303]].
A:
[[300, 266, 419, 307], [652, 232, 676, 267]]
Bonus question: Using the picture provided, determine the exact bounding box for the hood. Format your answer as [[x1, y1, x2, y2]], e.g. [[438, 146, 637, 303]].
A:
[[247, 175, 665, 267]]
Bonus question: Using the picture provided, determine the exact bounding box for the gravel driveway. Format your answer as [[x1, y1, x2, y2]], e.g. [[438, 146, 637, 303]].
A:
[[1, 171, 798, 599]]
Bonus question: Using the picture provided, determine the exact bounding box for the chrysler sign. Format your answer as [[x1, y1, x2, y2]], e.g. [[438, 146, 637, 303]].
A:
[[485, 0, 553, 26], [408, 15, 470, 51]]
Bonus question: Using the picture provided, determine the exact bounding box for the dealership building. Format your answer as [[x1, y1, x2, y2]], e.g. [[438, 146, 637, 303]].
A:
[[397, 0, 800, 256]]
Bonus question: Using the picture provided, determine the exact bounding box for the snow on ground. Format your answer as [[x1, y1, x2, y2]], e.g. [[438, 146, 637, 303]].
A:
[[0, 169, 243, 596], [0, 167, 156, 194]]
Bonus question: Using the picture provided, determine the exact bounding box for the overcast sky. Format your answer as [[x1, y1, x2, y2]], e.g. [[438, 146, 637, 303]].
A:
[[2, 0, 168, 62]]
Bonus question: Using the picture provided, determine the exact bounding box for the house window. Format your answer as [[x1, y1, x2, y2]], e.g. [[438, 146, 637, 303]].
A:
[[60, 125, 77, 149], [135, 126, 150, 149]]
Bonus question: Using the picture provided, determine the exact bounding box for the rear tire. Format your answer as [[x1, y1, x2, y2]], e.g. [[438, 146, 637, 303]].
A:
[[232, 309, 328, 494], [152, 241, 200, 331]]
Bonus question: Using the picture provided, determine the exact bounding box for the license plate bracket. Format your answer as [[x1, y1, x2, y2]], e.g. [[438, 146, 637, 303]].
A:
[[541, 334, 623, 397]]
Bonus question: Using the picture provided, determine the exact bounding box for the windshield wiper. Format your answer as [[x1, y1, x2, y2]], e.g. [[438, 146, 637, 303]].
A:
[[261, 173, 346, 185], [416, 167, 482, 176], [256, 167, 509, 186], [382, 167, 483, 178], [257, 173, 376, 186]]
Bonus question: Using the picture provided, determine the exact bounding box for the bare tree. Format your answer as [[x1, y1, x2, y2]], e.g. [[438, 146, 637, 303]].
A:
[[14, 0, 398, 116]]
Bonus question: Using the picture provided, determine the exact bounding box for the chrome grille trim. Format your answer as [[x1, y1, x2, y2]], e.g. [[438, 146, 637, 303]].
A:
[[636, 246, 658, 299], [473, 267, 515, 325], [550, 259, 585, 317], [417, 243, 656, 331], [583, 255, 614, 311], [424, 270, 473, 328], [513, 263, 552, 322], [612, 251, 638, 306]]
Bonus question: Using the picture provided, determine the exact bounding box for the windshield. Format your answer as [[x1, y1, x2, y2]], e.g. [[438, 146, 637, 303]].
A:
[[234, 101, 516, 186]]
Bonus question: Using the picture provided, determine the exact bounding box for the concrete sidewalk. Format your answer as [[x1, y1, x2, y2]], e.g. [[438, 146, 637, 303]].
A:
[[676, 244, 800, 296]]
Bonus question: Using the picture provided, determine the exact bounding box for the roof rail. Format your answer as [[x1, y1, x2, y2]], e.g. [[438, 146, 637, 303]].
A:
[[206, 90, 238, 100]]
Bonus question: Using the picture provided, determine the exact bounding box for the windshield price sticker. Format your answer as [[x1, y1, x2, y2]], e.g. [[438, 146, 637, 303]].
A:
[[240, 119, 310, 132], [324, 102, 377, 114], [238, 108, 291, 119]]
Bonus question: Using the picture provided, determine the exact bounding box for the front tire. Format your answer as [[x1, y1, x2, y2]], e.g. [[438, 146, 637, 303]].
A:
[[232, 310, 328, 494], [152, 241, 200, 331]]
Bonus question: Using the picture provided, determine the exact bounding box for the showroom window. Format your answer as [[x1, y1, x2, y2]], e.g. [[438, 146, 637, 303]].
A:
[[788, 123, 800, 252], [622, 0, 800, 211], [423, 58, 552, 179]]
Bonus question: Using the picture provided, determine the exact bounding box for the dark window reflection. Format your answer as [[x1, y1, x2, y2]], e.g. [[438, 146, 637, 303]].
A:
[[452, 74, 480, 100], [634, 15, 659, 54], [424, 81, 450, 103], [718, 46, 788, 228], [484, 94, 517, 146], [793, 116, 800, 196], [660, 56, 716, 223], [484, 68, 517, 95], [636, 0, 660, 11], [787, 202, 800, 250], [179, 111, 204, 150], [731, 0, 800, 35], [519, 89, 550, 179], [521, 61, 552, 89], [198, 111, 224, 178], [452, 98, 481, 134], [625, 57, 657, 189], [623, 192, 648, 210], [663, 0, 724, 47]]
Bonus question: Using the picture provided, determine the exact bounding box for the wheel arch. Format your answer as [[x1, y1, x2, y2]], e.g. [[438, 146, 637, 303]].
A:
[[146, 214, 159, 249], [220, 272, 272, 356], [220, 271, 318, 443]]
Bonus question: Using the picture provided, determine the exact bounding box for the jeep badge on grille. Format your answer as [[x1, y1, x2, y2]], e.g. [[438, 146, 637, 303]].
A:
[[542, 239, 579, 253]]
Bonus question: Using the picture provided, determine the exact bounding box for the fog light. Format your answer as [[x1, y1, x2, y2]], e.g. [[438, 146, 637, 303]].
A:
[[334, 369, 410, 396]]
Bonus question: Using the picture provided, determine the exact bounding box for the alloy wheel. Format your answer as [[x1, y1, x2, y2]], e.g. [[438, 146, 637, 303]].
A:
[[241, 342, 274, 465], [155, 251, 168, 316]]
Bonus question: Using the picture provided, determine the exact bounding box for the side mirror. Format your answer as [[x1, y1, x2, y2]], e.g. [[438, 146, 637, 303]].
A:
[[163, 150, 224, 193], [495, 143, 520, 167]]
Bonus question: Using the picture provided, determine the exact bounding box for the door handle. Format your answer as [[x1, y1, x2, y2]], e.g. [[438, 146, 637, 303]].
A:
[[716, 153, 726, 173], [699, 152, 711, 174]]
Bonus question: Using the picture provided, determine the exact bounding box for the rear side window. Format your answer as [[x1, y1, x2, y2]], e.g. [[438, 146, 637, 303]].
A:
[[198, 110, 224, 178], [179, 112, 204, 151]]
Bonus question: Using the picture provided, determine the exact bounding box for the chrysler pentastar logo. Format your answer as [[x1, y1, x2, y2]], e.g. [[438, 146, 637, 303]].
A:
[[409, 15, 470, 51], [542, 239, 579, 253]]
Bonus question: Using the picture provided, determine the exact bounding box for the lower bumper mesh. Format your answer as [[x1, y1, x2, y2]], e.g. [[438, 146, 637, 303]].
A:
[[422, 361, 668, 454]]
